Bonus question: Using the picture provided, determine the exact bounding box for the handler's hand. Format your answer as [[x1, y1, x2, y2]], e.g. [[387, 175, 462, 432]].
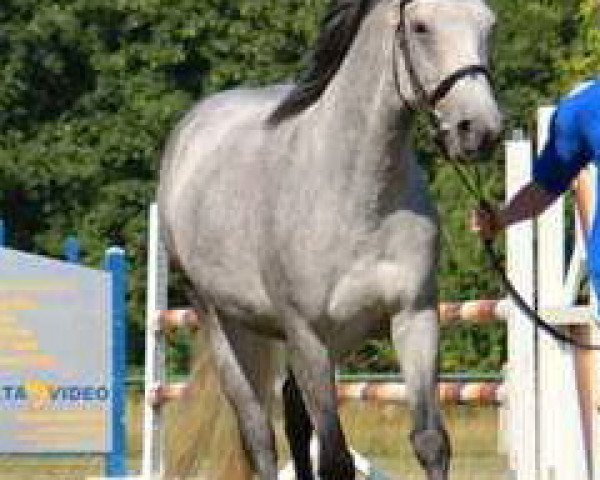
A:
[[470, 207, 503, 240]]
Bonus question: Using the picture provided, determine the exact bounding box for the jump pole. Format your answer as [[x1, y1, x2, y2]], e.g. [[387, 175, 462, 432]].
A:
[[504, 129, 537, 479], [105, 247, 129, 477], [142, 204, 169, 479]]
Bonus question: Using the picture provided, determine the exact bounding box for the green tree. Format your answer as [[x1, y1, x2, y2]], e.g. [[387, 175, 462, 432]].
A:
[[557, 0, 600, 89], [0, 0, 326, 367]]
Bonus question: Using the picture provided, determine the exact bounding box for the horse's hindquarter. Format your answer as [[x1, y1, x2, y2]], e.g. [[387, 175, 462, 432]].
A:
[[159, 86, 294, 326]]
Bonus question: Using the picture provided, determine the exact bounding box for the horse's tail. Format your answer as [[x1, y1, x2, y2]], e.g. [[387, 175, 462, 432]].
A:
[[165, 319, 281, 480]]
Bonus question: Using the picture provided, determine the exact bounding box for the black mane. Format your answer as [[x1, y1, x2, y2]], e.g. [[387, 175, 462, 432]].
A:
[[268, 0, 374, 125]]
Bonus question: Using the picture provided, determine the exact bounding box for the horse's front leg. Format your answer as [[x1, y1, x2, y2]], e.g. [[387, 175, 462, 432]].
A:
[[391, 304, 451, 480], [285, 316, 354, 480]]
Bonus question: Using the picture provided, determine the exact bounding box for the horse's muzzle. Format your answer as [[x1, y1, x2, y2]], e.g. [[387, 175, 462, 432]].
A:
[[436, 110, 504, 162]]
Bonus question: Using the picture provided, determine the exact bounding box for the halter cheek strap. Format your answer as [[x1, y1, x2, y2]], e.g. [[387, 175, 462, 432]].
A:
[[394, 0, 493, 114]]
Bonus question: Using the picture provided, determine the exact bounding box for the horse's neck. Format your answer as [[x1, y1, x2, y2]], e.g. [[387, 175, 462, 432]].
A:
[[308, 4, 414, 184]]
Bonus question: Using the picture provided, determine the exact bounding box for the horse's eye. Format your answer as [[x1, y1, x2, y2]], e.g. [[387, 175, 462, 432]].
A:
[[413, 22, 429, 34]]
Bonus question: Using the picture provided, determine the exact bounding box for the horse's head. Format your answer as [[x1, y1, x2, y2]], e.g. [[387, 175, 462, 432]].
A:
[[391, 0, 503, 160]]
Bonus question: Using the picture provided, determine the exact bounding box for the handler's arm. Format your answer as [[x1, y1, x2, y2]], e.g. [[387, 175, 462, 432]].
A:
[[498, 182, 559, 227], [473, 102, 589, 240], [471, 182, 559, 239]]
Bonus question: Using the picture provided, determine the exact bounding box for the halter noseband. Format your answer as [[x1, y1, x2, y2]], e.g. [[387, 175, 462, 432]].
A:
[[394, 0, 493, 114]]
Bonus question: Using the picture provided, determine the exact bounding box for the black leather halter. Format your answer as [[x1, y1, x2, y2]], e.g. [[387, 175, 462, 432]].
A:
[[394, 0, 493, 113]]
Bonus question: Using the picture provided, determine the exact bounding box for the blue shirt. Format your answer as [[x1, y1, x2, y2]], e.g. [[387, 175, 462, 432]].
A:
[[533, 79, 600, 286]]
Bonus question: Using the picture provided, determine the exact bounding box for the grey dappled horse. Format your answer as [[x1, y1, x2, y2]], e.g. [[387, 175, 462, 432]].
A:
[[158, 0, 502, 479]]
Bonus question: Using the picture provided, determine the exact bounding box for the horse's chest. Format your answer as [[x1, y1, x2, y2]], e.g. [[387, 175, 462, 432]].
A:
[[263, 204, 438, 328], [262, 216, 368, 315]]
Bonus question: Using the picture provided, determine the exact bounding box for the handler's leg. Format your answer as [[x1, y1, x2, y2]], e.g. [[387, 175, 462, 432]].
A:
[[392, 307, 451, 480]]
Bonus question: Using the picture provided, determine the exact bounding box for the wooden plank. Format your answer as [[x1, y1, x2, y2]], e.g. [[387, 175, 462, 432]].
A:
[[152, 381, 505, 406], [538, 306, 596, 326], [505, 136, 537, 480], [142, 203, 168, 480], [158, 300, 510, 331], [438, 299, 509, 324]]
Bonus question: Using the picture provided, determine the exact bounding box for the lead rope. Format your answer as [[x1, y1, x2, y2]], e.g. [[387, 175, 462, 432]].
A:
[[450, 160, 600, 351]]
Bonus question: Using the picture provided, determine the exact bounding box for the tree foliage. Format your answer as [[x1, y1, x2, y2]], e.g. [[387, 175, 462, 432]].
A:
[[0, 0, 324, 366], [556, 0, 600, 90], [0, 0, 588, 372]]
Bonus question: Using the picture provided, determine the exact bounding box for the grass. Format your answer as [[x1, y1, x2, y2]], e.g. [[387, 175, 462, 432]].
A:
[[0, 394, 507, 479], [339, 401, 507, 479]]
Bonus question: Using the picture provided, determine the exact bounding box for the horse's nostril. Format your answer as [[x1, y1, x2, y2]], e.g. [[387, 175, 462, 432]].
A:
[[458, 119, 472, 133], [480, 130, 497, 151]]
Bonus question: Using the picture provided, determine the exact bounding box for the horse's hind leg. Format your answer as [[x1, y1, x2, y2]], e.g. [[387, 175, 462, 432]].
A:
[[392, 306, 451, 480], [283, 370, 315, 480], [285, 318, 354, 480], [204, 308, 279, 480]]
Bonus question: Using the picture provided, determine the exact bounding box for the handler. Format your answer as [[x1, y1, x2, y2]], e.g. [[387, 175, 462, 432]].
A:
[[471, 79, 600, 290]]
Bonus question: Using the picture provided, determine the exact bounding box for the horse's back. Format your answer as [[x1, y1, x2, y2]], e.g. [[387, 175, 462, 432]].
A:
[[158, 85, 292, 321], [160, 85, 291, 191]]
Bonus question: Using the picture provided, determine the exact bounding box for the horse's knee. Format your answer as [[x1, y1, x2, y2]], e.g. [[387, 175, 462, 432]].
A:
[[318, 445, 354, 480], [411, 428, 451, 480]]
